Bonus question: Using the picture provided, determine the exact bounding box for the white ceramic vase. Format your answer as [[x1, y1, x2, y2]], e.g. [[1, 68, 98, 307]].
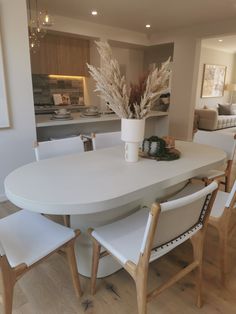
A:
[[121, 118, 145, 162]]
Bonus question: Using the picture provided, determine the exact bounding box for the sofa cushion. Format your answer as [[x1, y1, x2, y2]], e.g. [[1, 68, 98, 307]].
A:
[[218, 104, 233, 115], [217, 115, 236, 129]]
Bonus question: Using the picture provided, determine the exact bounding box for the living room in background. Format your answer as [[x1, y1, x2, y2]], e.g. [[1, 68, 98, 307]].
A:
[[0, 29, 9, 128]]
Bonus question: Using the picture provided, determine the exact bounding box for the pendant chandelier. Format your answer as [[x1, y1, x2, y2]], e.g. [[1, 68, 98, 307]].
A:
[[27, 0, 54, 53]]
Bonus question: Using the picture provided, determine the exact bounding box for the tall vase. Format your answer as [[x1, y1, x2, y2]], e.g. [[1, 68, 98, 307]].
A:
[[121, 118, 145, 162]]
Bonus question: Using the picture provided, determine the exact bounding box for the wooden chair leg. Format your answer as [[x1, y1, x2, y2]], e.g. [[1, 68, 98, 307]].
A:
[[219, 231, 228, 286], [65, 242, 83, 298], [225, 175, 230, 193], [91, 240, 101, 295], [1, 258, 16, 314], [191, 234, 204, 308], [134, 270, 148, 314], [63, 215, 70, 227]]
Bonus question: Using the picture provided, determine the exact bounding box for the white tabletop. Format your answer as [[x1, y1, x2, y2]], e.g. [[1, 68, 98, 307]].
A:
[[4, 141, 226, 215]]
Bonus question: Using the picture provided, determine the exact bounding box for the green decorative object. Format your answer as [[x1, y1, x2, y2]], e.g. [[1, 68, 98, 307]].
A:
[[141, 136, 180, 161]]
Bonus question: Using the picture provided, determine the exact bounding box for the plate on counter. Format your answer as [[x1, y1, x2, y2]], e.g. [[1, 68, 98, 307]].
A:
[[51, 115, 73, 121], [81, 113, 101, 118]]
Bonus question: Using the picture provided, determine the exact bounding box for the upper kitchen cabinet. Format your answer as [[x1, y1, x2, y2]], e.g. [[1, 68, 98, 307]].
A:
[[30, 32, 90, 76]]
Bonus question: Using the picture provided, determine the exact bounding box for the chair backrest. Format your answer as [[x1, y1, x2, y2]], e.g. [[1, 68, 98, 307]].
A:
[[140, 181, 218, 255], [226, 180, 236, 208], [92, 132, 122, 150], [194, 130, 236, 160], [34, 136, 85, 161]]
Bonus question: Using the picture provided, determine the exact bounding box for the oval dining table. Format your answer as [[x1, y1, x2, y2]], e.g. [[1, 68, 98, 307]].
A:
[[4, 141, 226, 277]]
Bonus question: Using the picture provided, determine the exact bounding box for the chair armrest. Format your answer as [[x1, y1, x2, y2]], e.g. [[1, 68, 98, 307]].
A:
[[195, 109, 218, 130]]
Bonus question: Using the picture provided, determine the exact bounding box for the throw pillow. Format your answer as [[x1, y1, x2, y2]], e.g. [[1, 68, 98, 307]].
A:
[[218, 104, 233, 115]]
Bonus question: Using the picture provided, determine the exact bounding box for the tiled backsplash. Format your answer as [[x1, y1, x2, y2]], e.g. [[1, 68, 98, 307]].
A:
[[32, 75, 84, 105]]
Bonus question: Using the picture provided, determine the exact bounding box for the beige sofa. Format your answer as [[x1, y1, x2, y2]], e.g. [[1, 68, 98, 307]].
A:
[[195, 105, 236, 131]]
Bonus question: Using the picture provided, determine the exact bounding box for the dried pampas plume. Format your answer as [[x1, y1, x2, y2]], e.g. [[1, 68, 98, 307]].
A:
[[87, 41, 170, 119]]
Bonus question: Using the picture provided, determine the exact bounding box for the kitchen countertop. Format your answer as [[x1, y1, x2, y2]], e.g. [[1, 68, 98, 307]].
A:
[[35, 111, 168, 128]]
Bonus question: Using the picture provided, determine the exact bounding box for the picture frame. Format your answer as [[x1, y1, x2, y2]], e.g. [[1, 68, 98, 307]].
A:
[[0, 30, 9, 128], [201, 64, 227, 98]]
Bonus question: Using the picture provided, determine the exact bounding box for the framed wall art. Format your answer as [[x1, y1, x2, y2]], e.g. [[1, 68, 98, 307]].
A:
[[0, 30, 9, 128], [201, 64, 226, 98]]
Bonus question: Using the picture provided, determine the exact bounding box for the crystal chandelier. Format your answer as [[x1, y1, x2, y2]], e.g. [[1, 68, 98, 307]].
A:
[[27, 0, 54, 53]]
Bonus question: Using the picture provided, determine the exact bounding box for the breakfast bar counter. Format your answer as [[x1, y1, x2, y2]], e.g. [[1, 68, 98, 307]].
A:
[[35, 111, 168, 127], [4, 141, 226, 277], [35, 111, 169, 141]]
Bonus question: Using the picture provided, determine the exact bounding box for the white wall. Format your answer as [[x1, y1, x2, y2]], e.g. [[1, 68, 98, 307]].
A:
[[84, 42, 144, 108], [111, 46, 144, 85], [0, 0, 36, 200], [196, 47, 235, 108]]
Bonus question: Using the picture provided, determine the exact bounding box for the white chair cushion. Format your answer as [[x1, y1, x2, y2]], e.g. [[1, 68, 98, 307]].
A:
[[92, 208, 149, 265], [0, 210, 75, 267], [92, 206, 202, 266]]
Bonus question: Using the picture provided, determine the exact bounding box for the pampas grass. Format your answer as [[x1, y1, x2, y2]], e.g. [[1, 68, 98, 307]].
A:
[[87, 41, 170, 119]]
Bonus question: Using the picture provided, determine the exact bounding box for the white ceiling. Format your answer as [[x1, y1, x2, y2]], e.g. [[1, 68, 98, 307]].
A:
[[38, 0, 236, 34], [202, 35, 236, 53]]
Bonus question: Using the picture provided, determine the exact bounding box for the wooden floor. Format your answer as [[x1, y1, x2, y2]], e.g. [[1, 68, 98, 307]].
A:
[[0, 161, 235, 314]]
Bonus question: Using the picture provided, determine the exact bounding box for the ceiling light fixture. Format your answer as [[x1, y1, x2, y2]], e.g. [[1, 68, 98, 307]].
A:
[[27, 0, 54, 53], [91, 10, 98, 16], [218, 39, 223, 42], [146, 24, 151, 28]]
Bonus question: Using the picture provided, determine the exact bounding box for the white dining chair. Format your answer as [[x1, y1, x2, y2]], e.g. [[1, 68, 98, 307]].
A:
[[0, 209, 82, 314], [166, 179, 236, 285], [34, 136, 85, 227], [193, 130, 236, 192], [91, 131, 122, 150], [208, 180, 236, 285], [34, 135, 85, 161], [89, 181, 218, 314]]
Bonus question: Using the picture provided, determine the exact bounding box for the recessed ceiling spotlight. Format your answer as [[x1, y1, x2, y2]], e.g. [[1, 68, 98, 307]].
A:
[[91, 10, 98, 16], [218, 39, 223, 42], [146, 24, 151, 28]]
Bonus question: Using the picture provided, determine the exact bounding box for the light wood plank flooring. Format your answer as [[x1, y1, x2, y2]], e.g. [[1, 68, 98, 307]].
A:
[[0, 161, 235, 314]]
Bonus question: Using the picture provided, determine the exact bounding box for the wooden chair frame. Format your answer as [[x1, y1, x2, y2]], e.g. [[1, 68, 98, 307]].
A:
[[89, 186, 218, 314], [198, 133, 236, 193], [202, 158, 234, 192], [208, 181, 236, 285], [0, 230, 82, 314]]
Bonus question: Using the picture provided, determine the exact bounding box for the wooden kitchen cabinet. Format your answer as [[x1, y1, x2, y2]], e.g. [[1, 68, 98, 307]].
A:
[[30, 32, 90, 76]]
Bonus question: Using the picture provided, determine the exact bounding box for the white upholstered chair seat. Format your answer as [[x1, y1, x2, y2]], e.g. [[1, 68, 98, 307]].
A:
[[92, 208, 149, 265], [92, 206, 203, 266], [0, 210, 75, 268]]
